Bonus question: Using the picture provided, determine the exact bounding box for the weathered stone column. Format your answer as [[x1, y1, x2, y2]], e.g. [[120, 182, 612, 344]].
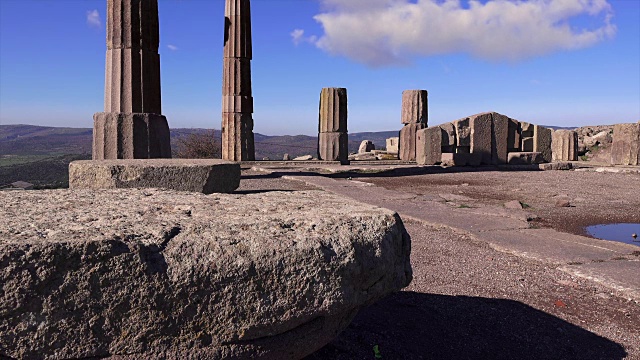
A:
[[611, 123, 640, 165], [399, 90, 428, 161], [318, 88, 348, 162], [552, 130, 578, 161], [93, 0, 171, 159], [222, 0, 255, 161]]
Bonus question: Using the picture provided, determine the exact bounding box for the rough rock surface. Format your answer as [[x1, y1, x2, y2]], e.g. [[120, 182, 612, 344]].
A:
[[0, 189, 412, 360], [69, 159, 240, 194]]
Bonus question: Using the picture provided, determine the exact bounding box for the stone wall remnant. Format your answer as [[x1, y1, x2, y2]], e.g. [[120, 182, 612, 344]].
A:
[[386, 137, 399, 154], [534, 125, 553, 163], [611, 123, 640, 165], [359, 140, 375, 154], [416, 126, 442, 165], [552, 130, 579, 161], [93, 0, 171, 159]]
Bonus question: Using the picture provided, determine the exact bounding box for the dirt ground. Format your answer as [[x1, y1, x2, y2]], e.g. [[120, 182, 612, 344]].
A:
[[239, 168, 640, 360]]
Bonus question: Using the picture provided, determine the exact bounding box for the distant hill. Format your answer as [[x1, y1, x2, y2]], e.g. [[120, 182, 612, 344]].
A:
[[0, 124, 399, 160]]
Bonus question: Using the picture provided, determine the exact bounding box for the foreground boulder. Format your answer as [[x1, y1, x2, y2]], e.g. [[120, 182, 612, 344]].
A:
[[0, 189, 412, 359]]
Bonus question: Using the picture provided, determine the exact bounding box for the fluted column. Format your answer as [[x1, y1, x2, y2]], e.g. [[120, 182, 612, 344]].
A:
[[92, 0, 171, 159], [222, 0, 255, 161], [318, 88, 348, 162]]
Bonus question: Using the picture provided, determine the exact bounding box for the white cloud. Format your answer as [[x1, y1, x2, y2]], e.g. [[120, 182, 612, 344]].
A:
[[290, 29, 318, 46], [86, 9, 101, 28], [308, 0, 616, 67], [167, 44, 179, 51]]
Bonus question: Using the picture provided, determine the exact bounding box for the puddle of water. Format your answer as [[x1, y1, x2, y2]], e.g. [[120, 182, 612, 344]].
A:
[[585, 223, 640, 247]]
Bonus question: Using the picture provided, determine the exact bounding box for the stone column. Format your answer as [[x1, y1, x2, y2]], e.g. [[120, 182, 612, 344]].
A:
[[552, 130, 578, 161], [93, 0, 171, 159], [399, 90, 428, 161], [222, 0, 255, 161], [318, 88, 348, 162]]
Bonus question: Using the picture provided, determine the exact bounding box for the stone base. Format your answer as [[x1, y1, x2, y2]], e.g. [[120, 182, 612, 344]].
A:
[[318, 132, 348, 162], [69, 159, 240, 194], [399, 123, 426, 161], [0, 189, 411, 359], [508, 152, 544, 165], [93, 112, 171, 159]]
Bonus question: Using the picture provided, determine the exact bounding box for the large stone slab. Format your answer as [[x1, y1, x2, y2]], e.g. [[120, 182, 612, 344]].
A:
[[401, 90, 428, 125], [69, 159, 240, 194], [399, 123, 426, 161], [534, 125, 553, 162], [453, 117, 471, 147], [469, 113, 493, 165], [439, 122, 456, 152], [610, 123, 640, 165], [0, 189, 412, 359], [491, 112, 509, 164], [416, 126, 442, 165], [552, 130, 579, 161]]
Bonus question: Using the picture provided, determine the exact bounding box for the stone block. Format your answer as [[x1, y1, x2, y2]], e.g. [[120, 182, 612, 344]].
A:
[[440, 122, 456, 152], [318, 132, 348, 162], [401, 90, 428, 125], [469, 113, 493, 165], [611, 123, 640, 165], [69, 159, 241, 194], [440, 153, 470, 167], [552, 130, 579, 161], [522, 137, 534, 152], [520, 122, 534, 136], [453, 117, 471, 147], [386, 137, 399, 154], [491, 112, 509, 164], [92, 112, 171, 160], [399, 123, 426, 161], [222, 113, 255, 161], [508, 152, 544, 165], [416, 127, 442, 165], [319, 88, 348, 133], [0, 189, 411, 359], [507, 118, 521, 152], [358, 140, 375, 154], [534, 125, 553, 163]]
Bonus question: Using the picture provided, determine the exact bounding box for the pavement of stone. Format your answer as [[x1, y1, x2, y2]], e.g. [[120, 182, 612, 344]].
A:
[[277, 172, 640, 302]]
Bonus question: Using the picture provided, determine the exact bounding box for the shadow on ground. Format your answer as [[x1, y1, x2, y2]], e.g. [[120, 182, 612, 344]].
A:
[[306, 291, 626, 360]]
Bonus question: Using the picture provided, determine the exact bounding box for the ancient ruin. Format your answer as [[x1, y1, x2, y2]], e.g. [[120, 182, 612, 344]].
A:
[[318, 88, 348, 162], [92, 0, 171, 160], [610, 123, 640, 166], [552, 130, 579, 161], [399, 90, 428, 161], [222, 0, 255, 161]]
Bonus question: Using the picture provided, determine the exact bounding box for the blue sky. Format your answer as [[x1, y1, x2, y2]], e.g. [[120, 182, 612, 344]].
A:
[[0, 0, 638, 136]]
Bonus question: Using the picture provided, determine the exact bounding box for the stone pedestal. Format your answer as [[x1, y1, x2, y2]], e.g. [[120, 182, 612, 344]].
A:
[[416, 127, 442, 165], [611, 123, 640, 165], [93, 0, 171, 160], [399, 123, 426, 161], [318, 88, 348, 162], [222, 0, 255, 161], [552, 130, 579, 161]]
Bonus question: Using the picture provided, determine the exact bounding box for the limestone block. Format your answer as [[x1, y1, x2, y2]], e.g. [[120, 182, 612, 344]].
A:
[[401, 90, 428, 125], [222, 58, 252, 97], [611, 123, 640, 165], [440, 153, 471, 167], [416, 127, 442, 165], [399, 123, 426, 161], [0, 189, 412, 359], [92, 112, 171, 160], [318, 132, 348, 162], [223, 0, 253, 59], [453, 117, 471, 147], [69, 159, 240, 194], [491, 112, 509, 164], [507, 118, 521, 152], [469, 113, 493, 165], [358, 140, 375, 154], [508, 152, 544, 165], [386, 137, 399, 154], [319, 88, 348, 133], [440, 122, 456, 152], [222, 113, 255, 161], [552, 130, 579, 161], [534, 125, 553, 163]]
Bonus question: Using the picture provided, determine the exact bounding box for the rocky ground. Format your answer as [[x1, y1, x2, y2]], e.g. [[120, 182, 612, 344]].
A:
[[238, 167, 640, 360]]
